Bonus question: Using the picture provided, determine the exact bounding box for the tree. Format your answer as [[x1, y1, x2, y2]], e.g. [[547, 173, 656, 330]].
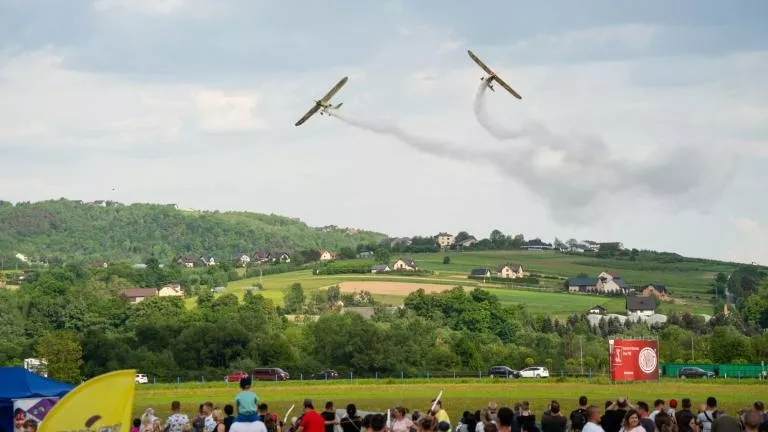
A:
[[339, 247, 356, 260], [374, 248, 390, 264], [442, 256, 451, 265], [36, 331, 83, 383], [511, 234, 524, 249], [553, 238, 566, 249], [489, 230, 505, 248], [455, 232, 471, 243], [283, 283, 306, 314]]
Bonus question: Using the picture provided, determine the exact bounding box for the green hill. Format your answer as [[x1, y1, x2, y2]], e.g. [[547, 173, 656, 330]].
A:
[[0, 199, 385, 264]]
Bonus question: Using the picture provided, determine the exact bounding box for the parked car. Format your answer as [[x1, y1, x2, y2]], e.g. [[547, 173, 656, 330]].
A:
[[678, 367, 714, 379], [252, 367, 289, 381], [519, 366, 549, 378], [135, 373, 148, 384], [311, 370, 340, 380], [225, 371, 249, 382], [488, 366, 521, 378]]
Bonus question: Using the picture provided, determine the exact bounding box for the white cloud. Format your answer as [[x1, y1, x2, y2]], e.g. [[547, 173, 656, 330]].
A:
[[93, 0, 186, 15], [193, 90, 266, 132]]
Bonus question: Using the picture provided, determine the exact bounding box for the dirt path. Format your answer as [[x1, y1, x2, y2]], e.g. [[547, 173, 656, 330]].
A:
[[338, 281, 460, 296]]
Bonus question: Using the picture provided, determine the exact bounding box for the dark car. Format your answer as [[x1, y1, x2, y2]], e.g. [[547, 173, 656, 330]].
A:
[[312, 370, 340, 380], [489, 366, 521, 378], [251, 367, 290, 381], [678, 367, 715, 379]]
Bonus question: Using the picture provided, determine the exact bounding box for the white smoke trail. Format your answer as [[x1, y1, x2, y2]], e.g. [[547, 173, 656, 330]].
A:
[[330, 111, 480, 162], [472, 81, 532, 140]]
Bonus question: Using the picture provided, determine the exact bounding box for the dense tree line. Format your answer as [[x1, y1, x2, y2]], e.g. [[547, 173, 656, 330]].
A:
[[3, 264, 768, 384], [0, 199, 385, 265]]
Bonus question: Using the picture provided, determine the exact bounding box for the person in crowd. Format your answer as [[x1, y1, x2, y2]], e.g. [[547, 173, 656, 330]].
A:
[[321, 402, 339, 432], [753, 402, 768, 424], [230, 415, 267, 432], [212, 410, 226, 432], [571, 397, 589, 432], [14, 409, 26, 432], [669, 401, 679, 419], [430, 400, 451, 428], [497, 407, 514, 432], [21, 420, 37, 432], [235, 378, 259, 422], [489, 404, 499, 424], [166, 401, 191, 432], [512, 403, 523, 432], [697, 397, 719, 432], [540, 401, 566, 432], [142, 408, 160, 432], [224, 406, 236, 432], [517, 402, 537, 432], [711, 410, 740, 432], [340, 404, 362, 432], [417, 417, 437, 432], [477, 410, 494, 432], [297, 400, 325, 432], [456, 411, 472, 432], [204, 402, 217, 432], [392, 406, 415, 432], [192, 405, 207, 432], [650, 401, 667, 422], [741, 412, 762, 432], [369, 415, 386, 432], [618, 410, 644, 432], [131, 419, 141, 432], [676, 400, 694, 428], [484, 424, 499, 432], [654, 413, 677, 432], [635, 402, 655, 432], [436, 423, 450, 432], [602, 398, 630, 432], [257, 404, 278, 432], [583, 406, 605, 432]]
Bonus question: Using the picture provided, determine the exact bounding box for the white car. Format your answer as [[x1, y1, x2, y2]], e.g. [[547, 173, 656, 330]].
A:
[[135, 373, 149, 384], [519, 366, 549, 378]]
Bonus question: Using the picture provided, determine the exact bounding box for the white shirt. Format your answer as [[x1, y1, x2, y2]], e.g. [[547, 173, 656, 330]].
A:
[[166, 413, 190, 432], [231, 421, 268, 432], [205, 415, 217, 432], [583, 422, 605, 432]]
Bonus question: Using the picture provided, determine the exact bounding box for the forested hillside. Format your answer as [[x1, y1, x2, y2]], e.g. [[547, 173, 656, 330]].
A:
[[0, 199, 385, 264]]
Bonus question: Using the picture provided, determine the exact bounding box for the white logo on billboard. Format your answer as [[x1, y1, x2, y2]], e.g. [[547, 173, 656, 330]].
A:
[[638, 347, 657, 373]]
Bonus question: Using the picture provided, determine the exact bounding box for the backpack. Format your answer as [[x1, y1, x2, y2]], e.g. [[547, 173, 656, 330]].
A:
[[570, 409, 587, 431], [192, 416, 206, 432]]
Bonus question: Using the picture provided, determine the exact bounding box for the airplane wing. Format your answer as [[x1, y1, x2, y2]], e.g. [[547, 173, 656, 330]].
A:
[[318, 76, 349, 104], [294, 104, 321, 127], [467, 50, 494, 76], [492, 75, 522, 99]]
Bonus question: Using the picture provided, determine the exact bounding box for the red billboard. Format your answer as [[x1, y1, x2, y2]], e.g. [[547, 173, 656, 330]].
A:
[[609, 339, 659, 381]]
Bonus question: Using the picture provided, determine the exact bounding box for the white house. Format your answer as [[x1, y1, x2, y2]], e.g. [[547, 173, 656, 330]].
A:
[[392, 257, 418, 271], [470, 268, 491, 278], [232, 253, 250, 267], [121, 288, 159, 304], [371, 264, 391, 273], [435, 233, 455, 248], [588, 305, 607, 315], [597, 272, 630, 294], [318, 249, 334, 261], [158, 284, 185, 297], [626, 296, 656, 317], [496, 263, 524, 279], [458, 236, 478, 248]]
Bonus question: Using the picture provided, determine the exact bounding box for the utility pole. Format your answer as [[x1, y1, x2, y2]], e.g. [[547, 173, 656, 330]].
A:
[[580, 336, 584, 375], [691, 336, 695, 362]]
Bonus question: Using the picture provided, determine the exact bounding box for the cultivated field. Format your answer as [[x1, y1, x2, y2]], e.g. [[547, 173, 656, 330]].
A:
[[188, 251, 727, 315], [134, 379, 765, 419]]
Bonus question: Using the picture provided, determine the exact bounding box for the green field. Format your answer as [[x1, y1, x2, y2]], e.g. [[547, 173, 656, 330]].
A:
[[135, 379, 763, 419], [194, 251, 724, 315]]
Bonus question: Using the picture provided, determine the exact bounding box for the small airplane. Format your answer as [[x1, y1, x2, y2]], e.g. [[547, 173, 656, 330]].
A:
[[294, 76, 348, 126], [467, 50, 522, 99]]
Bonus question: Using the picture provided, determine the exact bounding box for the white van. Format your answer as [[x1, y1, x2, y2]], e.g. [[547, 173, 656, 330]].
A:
[[135, 373, 149, 384]]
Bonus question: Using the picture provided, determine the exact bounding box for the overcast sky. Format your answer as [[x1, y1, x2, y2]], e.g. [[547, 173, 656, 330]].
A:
[[1, 0, 767, 264]]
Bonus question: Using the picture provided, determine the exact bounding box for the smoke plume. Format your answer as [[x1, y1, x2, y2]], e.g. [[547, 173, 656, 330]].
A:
[[332, 83, 735, 223]]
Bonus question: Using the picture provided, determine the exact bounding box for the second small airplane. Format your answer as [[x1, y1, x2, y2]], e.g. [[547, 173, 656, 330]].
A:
[[467, 50, 522, 99], [295, 76, 348, 126]]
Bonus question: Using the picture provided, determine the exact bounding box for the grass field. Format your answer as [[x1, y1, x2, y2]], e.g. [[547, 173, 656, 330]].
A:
[[184, 251, 727, 315], [134, 379, 765, 419]]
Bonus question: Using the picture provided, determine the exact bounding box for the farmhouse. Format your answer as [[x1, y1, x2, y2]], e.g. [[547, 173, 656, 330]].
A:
[[496, 264, 524, 279], [121, 288, 158, 304], [597, 272, 630, 294], [252, 252, 271, 263], [626, 296, 656, 317], [522, 238, 553, 250], [458, 236, 478, 248], [270, 252, 291, 263], [435, 233, 455, 248], [588, 305, 606, 315], [567, 277, 598, 293], [642, 283, 670, 301], [392, 257, 418, 271], [371, 264, 391, 273], [357, 250, 375, 259], [158, 284, 185, 297], [470, 268, 491, 278], [318, 249, 334, 261], [178, 255, 197, 268], [232, 253, 250, 267]]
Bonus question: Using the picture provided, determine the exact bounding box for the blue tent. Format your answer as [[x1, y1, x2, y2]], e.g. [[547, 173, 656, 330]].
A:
[[0, 367, 75, 432]]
